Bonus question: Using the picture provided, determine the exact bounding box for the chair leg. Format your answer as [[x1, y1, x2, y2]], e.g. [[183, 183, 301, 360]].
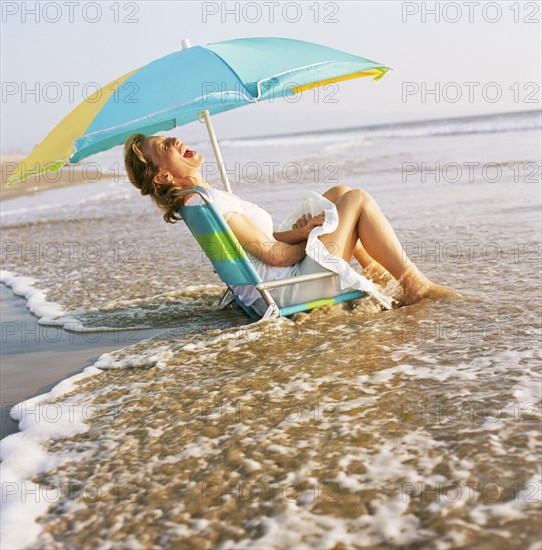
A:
[[261, 303, 280, 320], [258, 288, 280, 319], [218, 287, 235, 309]]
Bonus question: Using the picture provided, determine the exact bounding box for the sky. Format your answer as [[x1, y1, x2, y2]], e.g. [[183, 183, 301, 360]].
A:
[[1, 0, 541, 155]]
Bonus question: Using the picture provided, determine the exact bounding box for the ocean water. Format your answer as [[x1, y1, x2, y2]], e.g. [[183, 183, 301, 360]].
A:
[[1, 110, 541, 549]]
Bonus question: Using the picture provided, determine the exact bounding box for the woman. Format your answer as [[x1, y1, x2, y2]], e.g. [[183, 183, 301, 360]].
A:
[[124, 133, 458, 315]]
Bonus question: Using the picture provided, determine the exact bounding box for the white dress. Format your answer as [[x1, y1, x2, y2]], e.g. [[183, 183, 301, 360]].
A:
[[185, 186, 391, 316]]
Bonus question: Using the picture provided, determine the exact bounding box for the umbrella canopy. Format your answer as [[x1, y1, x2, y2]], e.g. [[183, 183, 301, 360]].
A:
[[7, 37, 389, 186]]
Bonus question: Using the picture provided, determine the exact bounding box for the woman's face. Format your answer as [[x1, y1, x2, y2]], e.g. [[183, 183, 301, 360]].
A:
[[141, 136, 204, 186]]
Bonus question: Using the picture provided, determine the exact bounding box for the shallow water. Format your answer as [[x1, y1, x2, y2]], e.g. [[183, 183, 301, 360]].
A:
[[1, 112, 541, 549]]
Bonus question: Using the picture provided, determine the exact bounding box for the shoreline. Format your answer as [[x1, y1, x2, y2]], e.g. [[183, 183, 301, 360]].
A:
[[1, 156, 118, 202], [0, 283, 166, 439]]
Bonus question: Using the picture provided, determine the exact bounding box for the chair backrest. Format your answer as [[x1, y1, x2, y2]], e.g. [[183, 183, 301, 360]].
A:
[[178, 188, 263, 286]]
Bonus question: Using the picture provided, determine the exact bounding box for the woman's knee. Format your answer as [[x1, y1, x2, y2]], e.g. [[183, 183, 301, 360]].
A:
[[326, 186, 378, 214], [345, 188, 374, 207], [323, 184, 351, 202]]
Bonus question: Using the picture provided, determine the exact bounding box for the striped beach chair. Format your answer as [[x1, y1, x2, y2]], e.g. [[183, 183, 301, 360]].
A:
[[175, 186, 372, 320]]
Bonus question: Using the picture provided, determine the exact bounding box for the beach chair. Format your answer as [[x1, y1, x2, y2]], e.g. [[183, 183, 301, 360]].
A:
[[175, 186, 378, 320]]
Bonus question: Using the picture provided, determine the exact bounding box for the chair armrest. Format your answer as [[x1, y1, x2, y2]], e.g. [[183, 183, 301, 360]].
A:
[[255, 271, 336, 291]]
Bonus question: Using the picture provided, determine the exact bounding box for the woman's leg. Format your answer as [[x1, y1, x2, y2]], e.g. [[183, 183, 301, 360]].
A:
[[322, 185, 394, 283], [323, 185, 371, 267], [318, 188, 458, 304]]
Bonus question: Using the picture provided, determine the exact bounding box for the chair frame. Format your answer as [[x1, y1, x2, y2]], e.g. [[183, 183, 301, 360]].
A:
[[174, 186, 373, 320]]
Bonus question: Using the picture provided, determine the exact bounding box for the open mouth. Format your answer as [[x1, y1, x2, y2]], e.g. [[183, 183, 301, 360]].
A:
[[183, 149, 196, 158]]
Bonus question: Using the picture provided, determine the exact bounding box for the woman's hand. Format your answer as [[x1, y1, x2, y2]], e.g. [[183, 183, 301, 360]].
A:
[[292, 211, 325, 238], [273, 212, 326, 245]]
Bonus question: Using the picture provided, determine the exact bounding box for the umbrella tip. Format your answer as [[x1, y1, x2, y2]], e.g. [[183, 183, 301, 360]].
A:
[[181, 38, 192, 49]]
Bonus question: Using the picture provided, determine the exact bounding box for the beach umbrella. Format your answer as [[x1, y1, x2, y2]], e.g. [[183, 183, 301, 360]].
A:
[[7, 37, 390, 191]]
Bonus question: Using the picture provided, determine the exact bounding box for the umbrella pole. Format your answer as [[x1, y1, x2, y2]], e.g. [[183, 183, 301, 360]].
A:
[[199, 111, 232, 193], [182, 38, 232, 193]]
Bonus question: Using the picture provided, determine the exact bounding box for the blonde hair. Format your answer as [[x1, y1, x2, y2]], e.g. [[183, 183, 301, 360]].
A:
[[123, 133, 183, 223]]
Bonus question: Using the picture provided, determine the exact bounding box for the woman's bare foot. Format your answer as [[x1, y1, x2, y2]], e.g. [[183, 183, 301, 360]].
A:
[[397, 262, 461, 305]]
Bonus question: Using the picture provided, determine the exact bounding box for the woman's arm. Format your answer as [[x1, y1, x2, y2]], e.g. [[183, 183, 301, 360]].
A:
[[227, 213, 306, 267], [273, 228, 306, 245], [273, 212, 326, 244]]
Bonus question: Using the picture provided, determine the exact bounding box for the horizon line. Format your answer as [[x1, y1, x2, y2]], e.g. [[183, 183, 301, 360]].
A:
[[221, 107, 541, 143]]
